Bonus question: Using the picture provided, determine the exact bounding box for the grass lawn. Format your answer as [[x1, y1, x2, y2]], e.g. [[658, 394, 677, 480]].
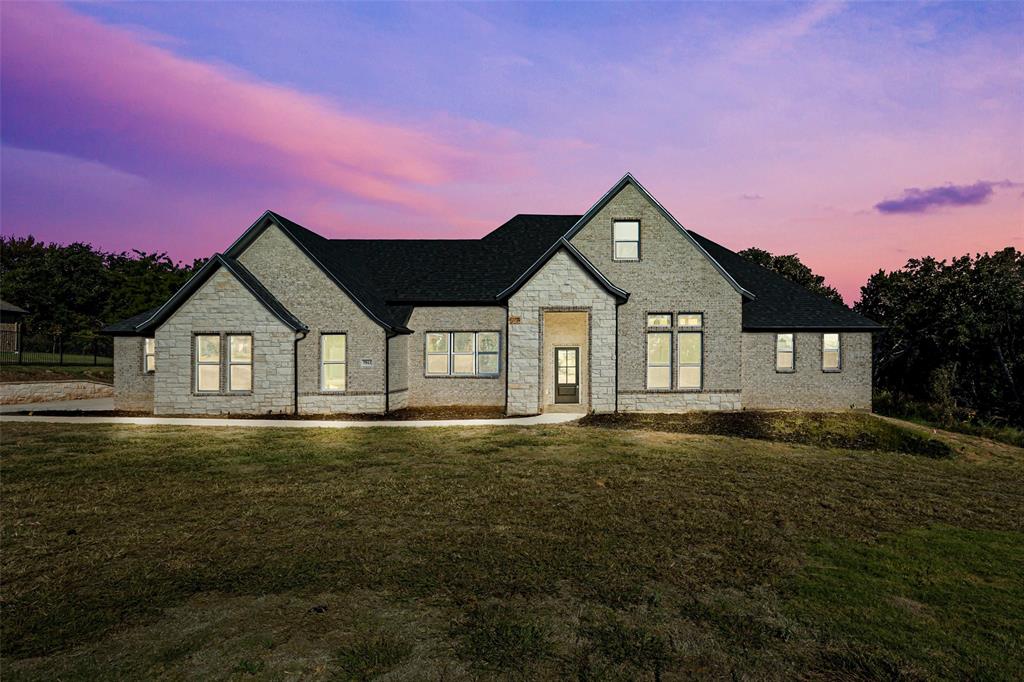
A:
[[2, 415, 1021, 680], [0, 363, 114, 384]]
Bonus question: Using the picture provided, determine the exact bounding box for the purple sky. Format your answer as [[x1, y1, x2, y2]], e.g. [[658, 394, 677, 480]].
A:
[[2, 1, 1022, 301]]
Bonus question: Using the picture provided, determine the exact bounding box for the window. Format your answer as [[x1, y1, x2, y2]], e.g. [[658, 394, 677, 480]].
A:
[[321, 334, 346, 391], [822, 333, 841, 371], [452, 332, 475, 375], [647, 332, 671, 389], [476, 332, 500, 375], [776, 333, 795, 371], [143, 338, 156, 373], [228, 334, 252, 391], [195, 335, 220, 392], [677, 313, 703, 388], [678, 313, 703, 328], [647, 313, 672, 328], [425, 332, 450, 375], [426, 332, 501, 376], [613, 220, 640, 260]]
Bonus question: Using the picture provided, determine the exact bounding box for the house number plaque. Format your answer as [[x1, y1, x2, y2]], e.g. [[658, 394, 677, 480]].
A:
[[508, 315, 522, 324]]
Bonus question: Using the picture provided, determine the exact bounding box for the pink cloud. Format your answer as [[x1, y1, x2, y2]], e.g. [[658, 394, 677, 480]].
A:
[[0, 3, 534, 218]]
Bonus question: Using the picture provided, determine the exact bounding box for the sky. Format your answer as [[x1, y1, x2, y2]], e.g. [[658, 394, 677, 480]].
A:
[[2, 1, 1022, 303]]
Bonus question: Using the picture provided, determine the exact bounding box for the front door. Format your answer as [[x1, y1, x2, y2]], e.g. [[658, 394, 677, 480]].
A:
[[554, 347, 580, 404]]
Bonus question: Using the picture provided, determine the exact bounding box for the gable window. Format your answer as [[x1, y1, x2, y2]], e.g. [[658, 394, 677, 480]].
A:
[[647, 331, 672, 389], [776, 333, 795, 372], [822, 333, 841, 371], [321, 334, 347, 391], [195, 335, 220, 392], [678, 313, 703, 328], [143, 338, 156, 373], [228, 334, 253, 392], [426, 332, 501, 376], [613, 220, 640, 261], [647, 313, 671, 328]]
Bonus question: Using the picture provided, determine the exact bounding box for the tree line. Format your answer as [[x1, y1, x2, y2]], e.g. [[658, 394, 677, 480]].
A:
[[1, 235, 1020, 427]]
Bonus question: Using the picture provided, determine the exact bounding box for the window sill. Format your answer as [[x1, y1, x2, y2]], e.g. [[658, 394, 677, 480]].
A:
[[775, 369, 796, 374], [822, 369, 842, 374], [424, 374, 500, 379]]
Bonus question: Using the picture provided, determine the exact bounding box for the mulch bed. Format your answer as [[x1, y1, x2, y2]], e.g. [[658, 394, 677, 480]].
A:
[[6, 406, 512, 421]]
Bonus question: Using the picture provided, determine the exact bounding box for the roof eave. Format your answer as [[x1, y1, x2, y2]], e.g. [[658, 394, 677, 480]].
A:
[[494, 238, 630, 303]]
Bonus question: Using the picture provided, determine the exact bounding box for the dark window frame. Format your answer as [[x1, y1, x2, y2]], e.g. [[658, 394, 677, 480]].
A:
[[775, 333, 796, 373], [612, 219, 641, 262], [821, 332, 842, 373], [319, 332, 348, 393]]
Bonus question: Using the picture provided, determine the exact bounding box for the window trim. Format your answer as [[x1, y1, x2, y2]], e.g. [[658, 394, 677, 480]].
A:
[[612, 219, 641, 262], [645, 330, 673, 390], [821, 332, 842, 373], [424, 331, 502, 378], [143, 337, 156, 374], [775, 333, 796, 373], [320, 332, 348, 393], [226, 333, 253, 393], [194, 333, 222, 393], [677, 330, 703, 391]]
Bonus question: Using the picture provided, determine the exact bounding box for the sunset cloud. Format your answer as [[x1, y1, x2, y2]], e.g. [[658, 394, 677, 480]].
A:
[[874, 181, 1017, 214]]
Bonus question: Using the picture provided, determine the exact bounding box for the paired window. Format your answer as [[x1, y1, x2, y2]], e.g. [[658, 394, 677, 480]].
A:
[[822, 333, 841, 371], [321, 334, 347, 391], [425, 332, 499, 376], [776, 333, 795, 372], [143, 338, 156, 373], [646, 313, 704, 389], [613, 220, 640, 261], [194, 334, 252, 392]]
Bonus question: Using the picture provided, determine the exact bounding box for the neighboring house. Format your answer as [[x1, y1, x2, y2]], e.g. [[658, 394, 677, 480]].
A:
[[0, 300, 28, 353], [102, 174, 881, 415]]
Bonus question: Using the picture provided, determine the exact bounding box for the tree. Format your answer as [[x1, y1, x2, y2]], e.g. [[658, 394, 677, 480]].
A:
[[738, 247, 844, 304], [855, 248, 1023, 426]]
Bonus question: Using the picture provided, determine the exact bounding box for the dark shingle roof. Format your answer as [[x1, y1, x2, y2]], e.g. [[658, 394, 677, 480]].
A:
[[106, 208, 880, 334], [689, 231, 882, 330]]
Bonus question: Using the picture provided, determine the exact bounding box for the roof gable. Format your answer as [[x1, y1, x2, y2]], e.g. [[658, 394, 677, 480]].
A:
[[101, 254, 306, 335], [563, 174, 755, 300]]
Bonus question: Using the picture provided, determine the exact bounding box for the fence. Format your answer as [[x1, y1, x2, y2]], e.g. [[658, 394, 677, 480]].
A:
[[0, 329, 113, 366]]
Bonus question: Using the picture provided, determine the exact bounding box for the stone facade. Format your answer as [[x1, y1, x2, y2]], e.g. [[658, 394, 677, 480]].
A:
[[508, 249, 617, 415], [742, 332, 872, 410], [541, 311, 589, 409], [238, 225, 386, 414], [569, 183, 744, 412], [387, 333, 409, 410], [113, 336, 154, 410], [0, 380, 113, 405], [403, 306, 506, 408], [154, 268, 296, 415]]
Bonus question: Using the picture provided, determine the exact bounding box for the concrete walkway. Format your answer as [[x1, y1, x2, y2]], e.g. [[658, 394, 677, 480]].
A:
[[0, 410, 584, 429]]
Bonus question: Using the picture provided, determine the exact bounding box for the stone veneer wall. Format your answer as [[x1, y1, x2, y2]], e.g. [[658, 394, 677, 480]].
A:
[[238, 225, 386, 414], [507, 249, 617, 415], [568, 182, 744, 412], [0, 380, 113, 405], [741, 332, 872, 410], [403, 306, 506, 407], [113, 336, 154, 410], [154, 269, 295, 415], [387, 333, 409, 410]]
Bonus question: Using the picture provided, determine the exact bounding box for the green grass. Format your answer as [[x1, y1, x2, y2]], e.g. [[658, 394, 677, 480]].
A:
[[1, 417, 1021, 679], [0, 362, 113, 384]]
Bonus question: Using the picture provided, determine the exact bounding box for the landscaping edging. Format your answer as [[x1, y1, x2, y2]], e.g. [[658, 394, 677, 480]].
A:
[[0, 380, 114, 405]]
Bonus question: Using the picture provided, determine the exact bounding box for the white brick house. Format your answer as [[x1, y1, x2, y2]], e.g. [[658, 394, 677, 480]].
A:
[[103, 174, 881, 415]]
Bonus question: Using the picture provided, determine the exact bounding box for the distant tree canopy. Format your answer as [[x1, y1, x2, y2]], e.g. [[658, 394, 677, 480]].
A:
[[737, 247, 844, 304], [0, 236, 204, 339], [855, 248, 1023, 427]]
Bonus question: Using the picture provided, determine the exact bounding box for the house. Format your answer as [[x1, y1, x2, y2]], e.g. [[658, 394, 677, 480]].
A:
[[0, 299, 28, 355], [102, 174, 881, 416]]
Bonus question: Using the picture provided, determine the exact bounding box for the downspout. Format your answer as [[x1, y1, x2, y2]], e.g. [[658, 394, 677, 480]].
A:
[[614, 304, 619, 413], [384, 333, 390, 414], [294, 330, 307, 416], [504, 303, 510, 415]]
